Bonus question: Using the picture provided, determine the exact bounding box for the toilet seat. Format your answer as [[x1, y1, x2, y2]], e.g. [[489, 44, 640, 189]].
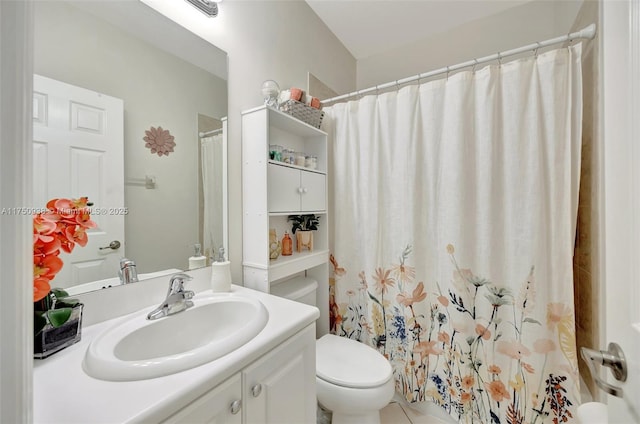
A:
[[316, 334, 392, 389]]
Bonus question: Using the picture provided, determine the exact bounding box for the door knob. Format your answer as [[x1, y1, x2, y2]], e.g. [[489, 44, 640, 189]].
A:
[[99, 240, 121, 250], [581, 342, 627, 397], [251, 383, 262, 397], [229, 399, 241, 415]]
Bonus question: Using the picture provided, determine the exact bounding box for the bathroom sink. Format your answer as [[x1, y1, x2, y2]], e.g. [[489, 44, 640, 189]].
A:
[[83, 294, 269, 381]]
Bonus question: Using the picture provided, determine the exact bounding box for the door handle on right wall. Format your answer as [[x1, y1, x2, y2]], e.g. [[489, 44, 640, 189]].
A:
[[581, 342, 627, 397]]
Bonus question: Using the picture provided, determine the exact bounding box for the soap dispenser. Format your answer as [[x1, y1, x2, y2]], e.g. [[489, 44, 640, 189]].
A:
[[189, 243, 207, 270], [210, 247, 232, 292]]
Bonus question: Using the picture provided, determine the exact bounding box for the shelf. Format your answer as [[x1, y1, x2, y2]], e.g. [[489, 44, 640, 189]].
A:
[[242, 105, 327, 137], [269, 211, 327, 217], [268, 249, 329, 282], [268, 160, 326, 175], [269, 249, 328, 282]]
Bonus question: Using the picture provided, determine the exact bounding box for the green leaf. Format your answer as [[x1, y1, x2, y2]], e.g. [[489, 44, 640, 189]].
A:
[[367, 291, 382, 306], [46, 308, 73, 328], [56, 298, 80, 308], [51, 288, 70, 298]]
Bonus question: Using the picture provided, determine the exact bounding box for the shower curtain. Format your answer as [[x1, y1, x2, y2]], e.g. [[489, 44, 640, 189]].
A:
[[324, 45, 583, 423], [201, 133, 224, 259]]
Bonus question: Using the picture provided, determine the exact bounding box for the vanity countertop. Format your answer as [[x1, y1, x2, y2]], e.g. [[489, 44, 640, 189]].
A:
[[33, 284, 319, 423]]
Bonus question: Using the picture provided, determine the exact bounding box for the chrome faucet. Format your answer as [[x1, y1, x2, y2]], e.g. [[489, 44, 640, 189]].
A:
[[147, 273, 195, 320], [118, 258, 139, 285]]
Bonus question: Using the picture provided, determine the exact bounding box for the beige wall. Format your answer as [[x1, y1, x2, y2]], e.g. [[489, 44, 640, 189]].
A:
[[356, 0, 582, 89]]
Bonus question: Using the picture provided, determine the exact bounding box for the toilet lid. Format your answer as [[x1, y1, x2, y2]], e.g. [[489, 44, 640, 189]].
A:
[[316, 334, 392, 389]]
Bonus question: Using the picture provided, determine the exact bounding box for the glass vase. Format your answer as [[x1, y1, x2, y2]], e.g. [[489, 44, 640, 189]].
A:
[[34, 303, 84, 359]]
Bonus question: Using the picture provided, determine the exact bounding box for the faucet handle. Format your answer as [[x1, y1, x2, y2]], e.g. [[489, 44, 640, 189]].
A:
[[168, 273, 193, 295]]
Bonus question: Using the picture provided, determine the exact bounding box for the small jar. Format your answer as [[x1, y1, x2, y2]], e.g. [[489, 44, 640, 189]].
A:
[[269, 145, 283, 161], [282, 148, 293, 164], [305, 155, 317, 169], [294, 152, 306, 167]]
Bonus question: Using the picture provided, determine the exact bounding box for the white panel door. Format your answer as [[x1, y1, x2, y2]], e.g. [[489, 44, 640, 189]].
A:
[[162, 374, 242, 424], [300, 170, 326, 212], [602, 1, 640, 422], [33, 75, 124, 289]]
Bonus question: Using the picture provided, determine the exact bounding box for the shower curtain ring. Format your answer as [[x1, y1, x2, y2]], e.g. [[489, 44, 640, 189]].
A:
[[446, 66, 450, 80], [395, 80, 400, 91], [497, 52, 503, 67], [534, 42, 541, 58], [472, 59, 479, 73]]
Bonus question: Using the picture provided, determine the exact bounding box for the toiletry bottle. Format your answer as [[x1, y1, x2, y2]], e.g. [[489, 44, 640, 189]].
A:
[[282, 231, 293, 256], [189, 243, 207, 270], [211, 247, 232, 292], [269, 228, 281, 260]]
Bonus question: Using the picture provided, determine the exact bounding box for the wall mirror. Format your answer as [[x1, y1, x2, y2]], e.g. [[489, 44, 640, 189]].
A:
[[33, 0, 228, 295]]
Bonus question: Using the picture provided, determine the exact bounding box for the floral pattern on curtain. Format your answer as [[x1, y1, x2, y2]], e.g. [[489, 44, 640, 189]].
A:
[[324, 45, 583, 424], [329, 247, 577, 423]]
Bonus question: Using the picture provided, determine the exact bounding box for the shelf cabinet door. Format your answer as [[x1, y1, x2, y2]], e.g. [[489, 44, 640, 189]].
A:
[[300, 171, 326, 212], [268, 164, 326, 213], [162, 374, 242, 424], [268, 164, 300, 213]]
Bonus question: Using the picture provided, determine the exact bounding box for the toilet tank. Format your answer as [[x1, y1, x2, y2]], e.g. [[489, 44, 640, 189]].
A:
[[270, 276, 318, 307]]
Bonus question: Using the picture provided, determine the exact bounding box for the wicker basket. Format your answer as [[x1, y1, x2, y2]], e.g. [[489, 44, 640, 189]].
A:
[[279, 100, 324, 129]]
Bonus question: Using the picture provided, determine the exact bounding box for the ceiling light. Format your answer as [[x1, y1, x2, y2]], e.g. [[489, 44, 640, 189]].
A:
[[184, 0, 218, 18]]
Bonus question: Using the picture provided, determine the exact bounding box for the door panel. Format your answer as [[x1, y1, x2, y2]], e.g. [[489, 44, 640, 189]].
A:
[[243, 325, 316, 424], [162, 374, 242, 424], [33, 75, 125, 288], [301, 171, 326, 212], [602, 1, 640, 422], [268, 163, 300, 213]]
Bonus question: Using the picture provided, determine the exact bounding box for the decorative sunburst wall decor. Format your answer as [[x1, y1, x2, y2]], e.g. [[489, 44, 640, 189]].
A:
[[143, 126, 176, 157]]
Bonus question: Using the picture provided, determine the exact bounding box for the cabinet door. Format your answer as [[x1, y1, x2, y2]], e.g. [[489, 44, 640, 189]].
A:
[[243, 325, 316, 424], [162, 374, 242, 424], [300, 171, 326, 212], [268, 164, 300, 213]]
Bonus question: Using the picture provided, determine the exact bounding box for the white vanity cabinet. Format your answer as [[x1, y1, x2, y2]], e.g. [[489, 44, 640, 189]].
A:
[[162, 374, 243, 424], [162, 325, 316, 424], [242, 106, 329, 336], [243, 323, 316, 423]]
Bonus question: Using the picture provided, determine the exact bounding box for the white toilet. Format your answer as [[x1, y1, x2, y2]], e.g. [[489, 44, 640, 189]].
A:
[[271, 277, 396, 424]]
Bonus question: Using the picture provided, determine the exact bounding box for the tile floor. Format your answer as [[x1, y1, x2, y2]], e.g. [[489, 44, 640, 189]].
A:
[[380, 401, 453, 424], [380, 402, 413, 424], [318, 401, 451, 424]]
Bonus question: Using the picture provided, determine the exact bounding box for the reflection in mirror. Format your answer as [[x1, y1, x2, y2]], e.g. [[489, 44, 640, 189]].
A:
[[33, 0, 228, 295]]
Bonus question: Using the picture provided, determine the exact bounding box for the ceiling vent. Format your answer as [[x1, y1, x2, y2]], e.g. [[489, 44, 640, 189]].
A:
[[185, 0, 218, 17]]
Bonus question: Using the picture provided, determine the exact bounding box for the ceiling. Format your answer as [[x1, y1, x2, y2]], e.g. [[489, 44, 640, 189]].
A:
[[305, 0, 532, 59]]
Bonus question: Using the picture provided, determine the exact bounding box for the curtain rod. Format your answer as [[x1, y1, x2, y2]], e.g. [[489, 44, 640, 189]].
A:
[[322, 23, 596, 105], [199, 128, 222, 138]]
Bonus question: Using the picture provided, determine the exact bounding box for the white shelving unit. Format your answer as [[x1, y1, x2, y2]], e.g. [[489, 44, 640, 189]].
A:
[[242, 105, 329, 336]]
